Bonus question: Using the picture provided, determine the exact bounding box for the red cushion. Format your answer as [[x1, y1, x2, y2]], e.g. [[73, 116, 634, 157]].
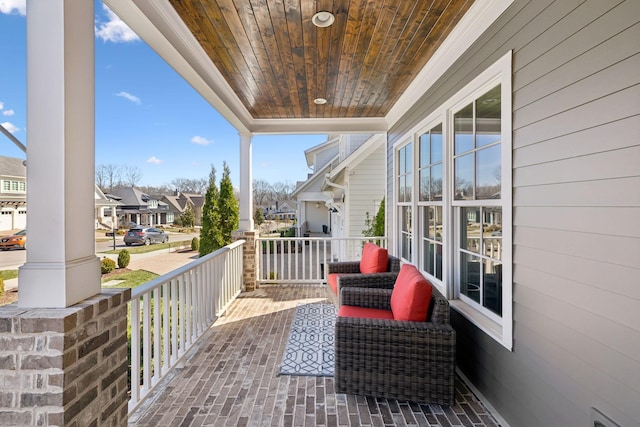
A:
[[327, 273, 345, 295], [338, 305, 394, 320], [359, 243, 389, 274], [390, 264, 433, 322]]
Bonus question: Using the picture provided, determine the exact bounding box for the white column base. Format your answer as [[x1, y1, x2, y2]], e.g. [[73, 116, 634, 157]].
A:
[[18, 256, 100, 308]]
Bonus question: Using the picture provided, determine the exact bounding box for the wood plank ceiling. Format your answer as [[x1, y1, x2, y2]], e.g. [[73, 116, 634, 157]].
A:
[[169, 0, 475, 120]]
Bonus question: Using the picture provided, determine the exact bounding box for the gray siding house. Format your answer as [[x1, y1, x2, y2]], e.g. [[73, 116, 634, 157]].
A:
[[386, 1, 639, 426]]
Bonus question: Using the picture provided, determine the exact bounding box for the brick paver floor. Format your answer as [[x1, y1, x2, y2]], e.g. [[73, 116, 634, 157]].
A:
[[128, 285, 501, 427]]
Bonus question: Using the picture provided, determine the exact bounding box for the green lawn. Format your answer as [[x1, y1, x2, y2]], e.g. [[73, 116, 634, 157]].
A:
[[102, 240, 193, 255], [0, 270, 18, 280], [101, 269, 159, 288]]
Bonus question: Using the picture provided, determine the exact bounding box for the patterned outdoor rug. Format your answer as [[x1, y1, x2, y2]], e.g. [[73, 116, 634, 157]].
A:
[[279, 303, 337, 377]]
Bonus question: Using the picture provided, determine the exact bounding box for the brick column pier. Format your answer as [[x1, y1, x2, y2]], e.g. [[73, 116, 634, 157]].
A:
[[0, 288, 131, 426], [233, 230, 257, 291]]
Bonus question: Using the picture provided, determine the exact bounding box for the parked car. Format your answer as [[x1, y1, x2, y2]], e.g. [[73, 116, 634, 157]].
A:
[[0, 229, 27, 250], [124, 227, 168, 246]]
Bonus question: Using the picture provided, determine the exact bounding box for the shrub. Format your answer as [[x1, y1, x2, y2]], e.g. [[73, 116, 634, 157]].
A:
[[0, 277, 4, 297], [191, 237, 200, 251], [101, 257, 116, 274], [117, 249, 131, 269]]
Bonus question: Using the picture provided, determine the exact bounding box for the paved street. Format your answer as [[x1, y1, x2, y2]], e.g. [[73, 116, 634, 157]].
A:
[[1, 232, 200, 292]]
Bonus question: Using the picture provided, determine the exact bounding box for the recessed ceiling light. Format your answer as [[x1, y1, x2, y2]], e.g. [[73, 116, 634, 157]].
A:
[[312, 11, 335, 28], [314, 98, 327, 105]]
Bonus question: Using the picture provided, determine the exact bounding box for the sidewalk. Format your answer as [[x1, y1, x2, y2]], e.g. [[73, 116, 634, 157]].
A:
[[4, 248, 200, 292]]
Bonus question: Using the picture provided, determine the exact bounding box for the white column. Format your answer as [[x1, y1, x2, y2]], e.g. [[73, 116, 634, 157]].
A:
[[238, 132, 254, 231], [19, 0, 100, 308]]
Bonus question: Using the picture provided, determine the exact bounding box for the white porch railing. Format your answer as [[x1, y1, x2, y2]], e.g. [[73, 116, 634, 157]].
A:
[[256, 236, 387, 284], [128, 240, 244, 414]]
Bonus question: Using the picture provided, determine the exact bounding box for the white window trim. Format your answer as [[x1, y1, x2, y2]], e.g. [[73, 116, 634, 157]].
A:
[[393, 138, 414, 264], [415, 116, 447, 296], [447, 51, 512, 350], [392, 51, 513, 350]]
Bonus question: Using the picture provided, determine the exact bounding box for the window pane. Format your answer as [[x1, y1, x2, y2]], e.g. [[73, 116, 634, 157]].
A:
[[476, 85, 501, 147], [431, 124, 443, 163], [424, 241, 440, 278], [455, 154, 474, 200], [399, 147, 406, 175], [434, 206, 443, 243], [419, 169, 430, 201], [454, 104, 473, 154], [461, 253, 481, 303], [405, 143, 413, 173], [461, 207, 481, 252], [476, 144, 501, 199], [483, 207, 503, 260], [431, 164, 443, 201], [483, 261, 502, 315], [404, 174, 412, 202], [419, 133, 430, 166], [422, 207, 431, 239], [400, 206, 412, 261]]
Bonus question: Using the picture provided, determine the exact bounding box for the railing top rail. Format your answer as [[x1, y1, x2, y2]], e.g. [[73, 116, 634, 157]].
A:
[[255, 236, 387, 241], [131, 239, 245, 298]]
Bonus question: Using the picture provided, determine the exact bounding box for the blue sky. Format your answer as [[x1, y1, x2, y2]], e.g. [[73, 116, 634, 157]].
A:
[[0, 1, 326, 188]]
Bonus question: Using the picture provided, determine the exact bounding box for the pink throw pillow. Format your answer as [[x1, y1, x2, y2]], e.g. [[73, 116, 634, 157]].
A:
[[390, 264, 433, 321], [359, 243, 389, 274]]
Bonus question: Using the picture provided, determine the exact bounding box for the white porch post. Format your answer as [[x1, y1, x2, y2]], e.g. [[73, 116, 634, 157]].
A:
[[19, 0, 100, 308], [238, 132, 254, 231]]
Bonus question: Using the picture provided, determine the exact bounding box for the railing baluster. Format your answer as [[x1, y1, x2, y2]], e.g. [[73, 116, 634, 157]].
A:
[[254, 236, 387, 285], [142, 293, 151, 394], [170, 279, 178, 363], [153, 288, 161, 381], [128, 241, 245, 415], [162, 282, 170, 369], [130, 297, 140, 404]]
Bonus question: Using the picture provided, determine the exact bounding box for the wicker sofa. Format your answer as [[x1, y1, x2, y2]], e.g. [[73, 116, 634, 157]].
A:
[[334, 265, 456, 405], [325, 243, 401, 305]]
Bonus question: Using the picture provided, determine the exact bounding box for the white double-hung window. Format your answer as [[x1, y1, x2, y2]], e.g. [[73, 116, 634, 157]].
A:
[[393, 52, 512, 349], [396, 142, 413, 262]]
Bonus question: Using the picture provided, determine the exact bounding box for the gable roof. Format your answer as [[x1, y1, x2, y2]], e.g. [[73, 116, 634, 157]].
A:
[[0, 156, 26, 178], [110, 187, 153, 206]]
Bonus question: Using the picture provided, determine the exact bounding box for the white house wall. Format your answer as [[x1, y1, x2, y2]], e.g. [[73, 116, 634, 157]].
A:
[[313, 145, 339, 171], [347, 144, 385, 239], [387, 0, 640, 426]]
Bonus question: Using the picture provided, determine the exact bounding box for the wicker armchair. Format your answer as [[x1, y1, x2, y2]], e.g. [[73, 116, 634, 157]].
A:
[[334, 284, 456, 405], [325, 254, 401, 305]]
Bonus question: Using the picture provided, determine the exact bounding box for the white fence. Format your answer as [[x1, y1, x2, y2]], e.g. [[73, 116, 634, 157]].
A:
[[256, 237, 387, 284], [128, 240, 244, 414]]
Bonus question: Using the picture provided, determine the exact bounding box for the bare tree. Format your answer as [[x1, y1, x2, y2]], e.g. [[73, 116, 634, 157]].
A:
[[171, 178, 208, 194], [123, 165, 143, 187], [271, 181, 294, 200], [96, 164, 122, 193], [253, 179, 271, 207]]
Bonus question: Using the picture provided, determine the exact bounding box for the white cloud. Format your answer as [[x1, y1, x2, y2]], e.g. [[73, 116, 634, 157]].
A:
[[0, 122, 19, 133], [191, 136, 213, 146], [95, 4, 139, 43], [0, 0, 26, 15], [0, 101, 3, 109], [2, 109, 15, 116], [147, 156, 163, 165], [115, 91, 141, 104]]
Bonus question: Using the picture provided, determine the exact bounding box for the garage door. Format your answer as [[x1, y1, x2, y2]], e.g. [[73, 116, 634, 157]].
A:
[[14, 209, 27, 229], [0, 211, 12, 231]]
